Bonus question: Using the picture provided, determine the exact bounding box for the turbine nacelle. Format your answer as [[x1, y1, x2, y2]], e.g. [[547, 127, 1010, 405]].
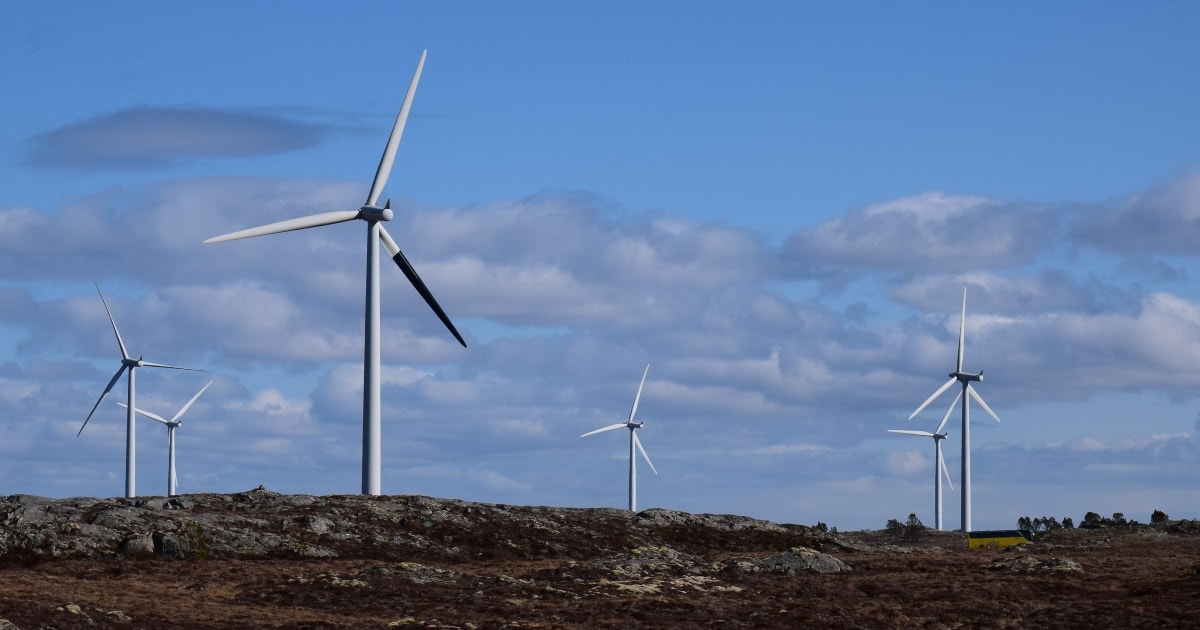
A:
[[951, 370, 982, 382], [358, 202, 394, 222]]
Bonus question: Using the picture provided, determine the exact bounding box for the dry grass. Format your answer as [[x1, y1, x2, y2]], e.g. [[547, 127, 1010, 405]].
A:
[[1, 524, 1197, 628]]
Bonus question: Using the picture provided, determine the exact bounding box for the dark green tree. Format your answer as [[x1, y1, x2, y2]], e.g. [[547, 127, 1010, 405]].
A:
[[903, 513, 925, 542]]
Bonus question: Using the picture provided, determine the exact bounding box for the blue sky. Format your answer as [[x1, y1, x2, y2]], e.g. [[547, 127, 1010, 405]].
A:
[[2, 2, 1199, 530]]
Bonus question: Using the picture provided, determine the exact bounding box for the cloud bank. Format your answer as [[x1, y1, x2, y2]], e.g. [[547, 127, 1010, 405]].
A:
[[2, 170, 1200, 528]]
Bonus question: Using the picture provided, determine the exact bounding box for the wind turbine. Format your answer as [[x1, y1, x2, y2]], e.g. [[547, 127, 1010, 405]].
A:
[[204, 50, 466, 496], [119, 380, 212, 497], [889, 390, 957, 530], [908, 286, 1000, 532], [78, 282, 201, 498], [581, 365, 658, 512]]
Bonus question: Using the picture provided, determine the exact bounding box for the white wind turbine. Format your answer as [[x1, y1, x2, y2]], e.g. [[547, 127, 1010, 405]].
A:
[[119, 380, 212, 497], [78, 283, 201, 498], [908, 287, 1000, 532], [889, 391, 957, 530], [581, 365, 658, 513], [205, 50, 466, 496]]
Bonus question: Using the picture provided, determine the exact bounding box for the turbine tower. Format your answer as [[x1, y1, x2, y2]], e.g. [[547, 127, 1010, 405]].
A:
[[908, 287, 999, 532], [78, 283, 200, 498], [120, 380, 212, 497], [581, 365, 658, 512], [889, 390, 957, 530], [205, 50, 466, 496]]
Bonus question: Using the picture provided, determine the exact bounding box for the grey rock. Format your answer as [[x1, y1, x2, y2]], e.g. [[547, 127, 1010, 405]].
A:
[[298, 514, 335, 535], [153, 532, 190, 558], [119, 534, 155, 556], [636, 508, 787, 532], [728, 546, 852, 574]]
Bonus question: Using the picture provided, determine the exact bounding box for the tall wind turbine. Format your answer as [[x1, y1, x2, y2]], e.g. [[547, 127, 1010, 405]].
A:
[[78, 283, 200, 498], [889, 390, 957, 530], [204, 50, 466, 496], [581, 365, 658, 512], [119, 380, 212, 497], [908, 287, 1000, 532]]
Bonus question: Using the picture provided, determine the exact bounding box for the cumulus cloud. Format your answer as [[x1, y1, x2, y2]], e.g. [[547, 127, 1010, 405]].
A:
[[24, 106, 327, 170], [780, 192, 1059, 283], [1073, 170, 1200, 257]]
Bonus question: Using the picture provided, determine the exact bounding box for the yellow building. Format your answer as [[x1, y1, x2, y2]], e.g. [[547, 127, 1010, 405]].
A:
[[966, 529, 1034, 549]]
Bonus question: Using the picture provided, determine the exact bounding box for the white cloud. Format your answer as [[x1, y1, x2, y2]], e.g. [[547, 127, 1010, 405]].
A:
[[4, 174, 1200, 526], [1073, 170, 1200, 256], [883, 448, 929, 477], [781, 192, 1058, 280]]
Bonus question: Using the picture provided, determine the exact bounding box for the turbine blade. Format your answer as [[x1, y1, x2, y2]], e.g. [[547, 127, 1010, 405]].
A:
[[628, 364, 650, 423], [967, 385, 1001, 423], [203, 210, 362, 244], [79, 365, 127, 436], [935, 390, 962, 435], [938, 448, 954, 490], [95, 283, 130, 360], [888, 429, 935, 437], [633, 431, 657, 475], [171, 380, 213, 422], [581, 423, 626, 438], [909, 377, 957, 420], [378, 226, 466, 347], [366, 49, 427, 207], [117, 402, 169, 425], [139, 361, 202, 372], [957, 286, 967, 373]]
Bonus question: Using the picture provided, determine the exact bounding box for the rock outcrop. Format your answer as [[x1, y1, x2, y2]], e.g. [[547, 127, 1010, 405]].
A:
[[0, 487, 835, 567]]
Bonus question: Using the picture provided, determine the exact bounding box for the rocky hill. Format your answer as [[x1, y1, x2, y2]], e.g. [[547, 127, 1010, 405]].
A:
[[0, 487, 1197, 628]]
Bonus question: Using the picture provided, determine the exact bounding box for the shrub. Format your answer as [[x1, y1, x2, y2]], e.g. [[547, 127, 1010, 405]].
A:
[[1151, 509, 1169, 524], [886, 514, 926, 542]]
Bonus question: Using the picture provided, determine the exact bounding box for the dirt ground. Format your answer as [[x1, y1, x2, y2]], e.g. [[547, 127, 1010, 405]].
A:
[[1, 525, 1198, 629]]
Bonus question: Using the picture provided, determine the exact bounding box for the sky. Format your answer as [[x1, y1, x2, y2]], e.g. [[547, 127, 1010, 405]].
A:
[[2, 2, 1199, 531]]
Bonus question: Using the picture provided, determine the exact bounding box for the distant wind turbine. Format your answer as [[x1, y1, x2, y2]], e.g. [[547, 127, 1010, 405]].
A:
[[119, 380, 212, 497], [889, 390, 957, 530], [908, 287, 1000, 532], [204, 50, 466, 496], [581, 365, 658, 513], [78, 282, 201, 498]]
